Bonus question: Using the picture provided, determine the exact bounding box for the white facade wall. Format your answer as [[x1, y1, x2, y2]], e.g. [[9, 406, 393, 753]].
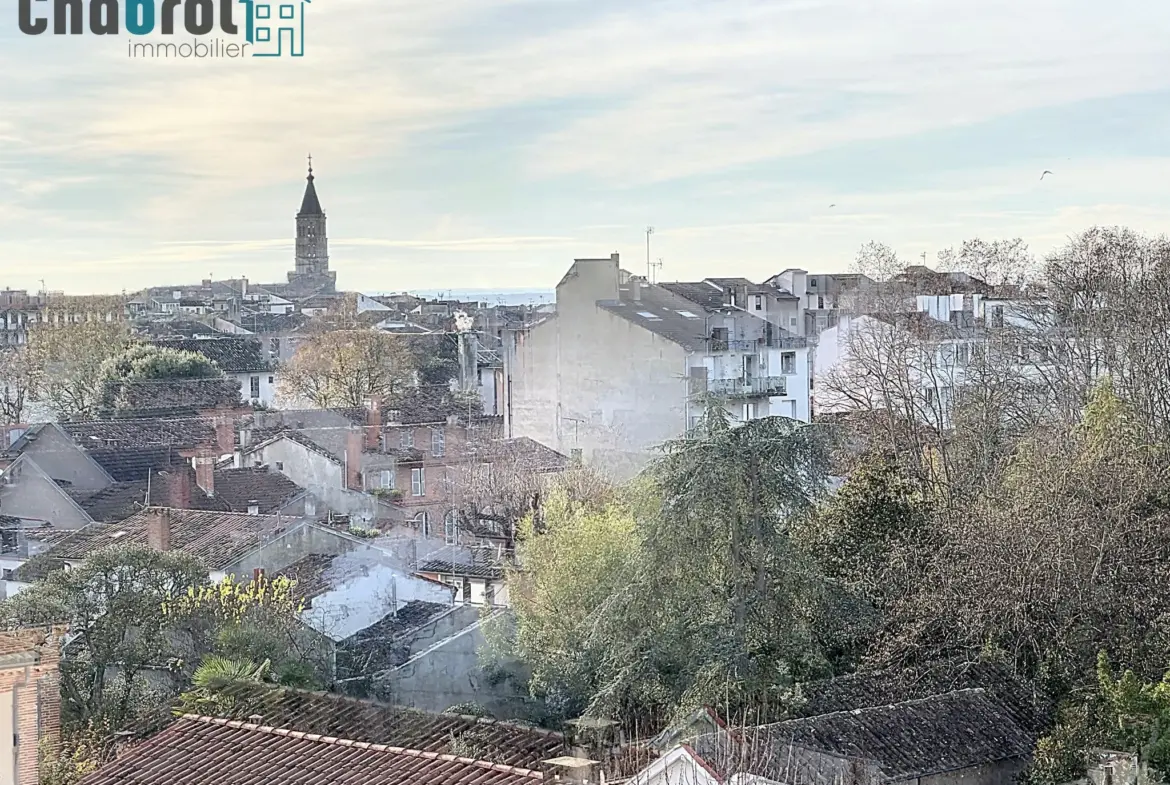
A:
[[232, 370, 278, 408]]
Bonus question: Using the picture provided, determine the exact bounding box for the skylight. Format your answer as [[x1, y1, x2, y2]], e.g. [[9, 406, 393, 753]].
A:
[[637, 311, 662, 320], [676, 310, 700, 319]]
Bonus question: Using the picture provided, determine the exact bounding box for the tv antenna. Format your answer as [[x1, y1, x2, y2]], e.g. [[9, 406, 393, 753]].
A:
[[645, 226, 655, 280], [649, 257, 664, 284]]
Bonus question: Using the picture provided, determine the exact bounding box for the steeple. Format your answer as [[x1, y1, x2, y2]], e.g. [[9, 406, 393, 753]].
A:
[[291, 155, 331, 286], [298, 154, 324, 217]]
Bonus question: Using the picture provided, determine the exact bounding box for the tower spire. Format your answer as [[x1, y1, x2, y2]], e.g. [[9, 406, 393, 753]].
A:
[[307, 153, 313, 180]]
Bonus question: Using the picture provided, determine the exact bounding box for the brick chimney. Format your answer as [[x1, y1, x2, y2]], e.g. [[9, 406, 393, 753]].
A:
[[165, 467, 192, 510], [194, 450, 215, 498], [215, 414, 233, 455], [345, 427, 363, 491], [365, 397, 383, 450], [146, 508, 171, 552]]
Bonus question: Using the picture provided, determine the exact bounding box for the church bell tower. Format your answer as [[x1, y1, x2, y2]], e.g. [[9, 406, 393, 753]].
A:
[[291, 155, 333, 286]]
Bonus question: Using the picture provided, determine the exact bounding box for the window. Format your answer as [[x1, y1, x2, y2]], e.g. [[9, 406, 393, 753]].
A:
[[444, 510, 459, 544], [411, 467, 425, 496], [676, 310, 700, 319], [401, 429, 414, 448], [431, 428, 445, 457], [380, 469, 395, 489], [414, 511, 429, 538], [268, 376, 275, 384], [636, 311, 661, 320], [780, 351, 796, 375], [956, 343, 970, 365], [256, 3, 271, 17], [250, 376, 260, 399], [275, 461, 284, 471], [741, 402, 758, 420], [279, 3, 295, 18], [753, 294, 763, 311], [270, 337, 280, 356], [817, 295, 825, 310]]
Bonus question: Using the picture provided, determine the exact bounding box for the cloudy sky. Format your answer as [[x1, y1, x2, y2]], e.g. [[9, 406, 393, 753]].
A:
[[2, 0, 1169, 295]]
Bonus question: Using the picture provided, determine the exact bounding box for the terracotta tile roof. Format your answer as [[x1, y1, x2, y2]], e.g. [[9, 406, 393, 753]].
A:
[[693, 688, 1034, 782], [794, 659, 1048, 736], [212, 467, 305, 513], [84, 447, 191, 482], [68, 483, 150, 523], [152, 337, 270, 373], [419, 559, 504, 580], [109, 377, 244, 418], [77, 715, 544, 785], [187, 682, 564, 769], [64, 418, 216, 450], [26, 508, 303, 571]]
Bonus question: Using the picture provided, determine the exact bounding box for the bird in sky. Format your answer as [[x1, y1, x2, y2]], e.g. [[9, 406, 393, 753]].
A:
[[1040, 170, 1053, 180], [829, 203, 836, 208]]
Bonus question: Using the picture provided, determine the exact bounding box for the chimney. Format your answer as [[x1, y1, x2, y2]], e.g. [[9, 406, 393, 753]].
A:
[[146, 508, 171, 552], [252, 568, 265, 583], [215, 414, 233, 455], [365, 397, 383, 450], [165, 466, 193, 510], [631, 280, 641, 302], [345, 427, 362, 491], [195, 451, 215, 497], [247, 500, 260, 516]]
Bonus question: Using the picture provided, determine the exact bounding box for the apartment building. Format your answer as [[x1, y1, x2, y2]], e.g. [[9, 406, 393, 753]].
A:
[[504, 255, 812, 476]]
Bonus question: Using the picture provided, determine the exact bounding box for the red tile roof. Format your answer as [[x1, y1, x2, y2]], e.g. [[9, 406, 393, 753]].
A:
[[201, 682, 565, 769], [78, 715, 544, 785]]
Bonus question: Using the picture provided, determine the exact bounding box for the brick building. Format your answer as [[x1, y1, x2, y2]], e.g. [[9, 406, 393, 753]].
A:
[[0, 626, 65, 785]]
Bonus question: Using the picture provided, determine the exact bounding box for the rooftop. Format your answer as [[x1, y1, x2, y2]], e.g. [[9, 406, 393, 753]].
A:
[[107, 377, 245, 418], [152, 337, 270, 373], [63, 417, 216, 451], [22, 508, 302, 573], [76, 715, 543, 785], [188, 681, 563, 769], [212, 466, 306, 513], [693, 688, 1034, 782]]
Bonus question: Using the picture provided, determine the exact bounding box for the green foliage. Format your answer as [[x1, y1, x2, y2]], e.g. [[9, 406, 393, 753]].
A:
[[39, 730, 104, 785], [96, 343, 223, 414], [176, 656, 272, 716], [0, 546, 206, 729], [506, 403, 836, 726]]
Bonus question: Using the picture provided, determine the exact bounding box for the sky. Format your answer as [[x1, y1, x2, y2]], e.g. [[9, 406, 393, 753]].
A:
[[2, 0, 1170, 295]]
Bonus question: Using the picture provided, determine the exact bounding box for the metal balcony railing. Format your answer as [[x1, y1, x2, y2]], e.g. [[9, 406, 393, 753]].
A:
[[708, 376, 788, 398]]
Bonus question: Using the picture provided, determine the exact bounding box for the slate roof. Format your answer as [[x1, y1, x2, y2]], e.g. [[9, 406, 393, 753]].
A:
[[299, 170, 324, 216], [26, 508, 302, 571], [484, 437, 568, 472], [659, 281, 727, 310], [386, 386, 472, 425], [212, 467, 305, 513], [693, 688, 1034, 783], [152, 337, 269, 372], [192, 682, 564, 769], [597, 284, 711, 352], [77, 715, 543, 785]]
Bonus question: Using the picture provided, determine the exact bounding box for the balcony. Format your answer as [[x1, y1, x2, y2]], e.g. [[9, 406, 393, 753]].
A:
[[708, 376, 788, 399]]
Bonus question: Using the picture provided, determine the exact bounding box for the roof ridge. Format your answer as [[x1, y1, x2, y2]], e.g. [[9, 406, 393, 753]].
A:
[[183, 715, 545, 778], [230, 682, 565, 740], [770, 687, 994, 728]]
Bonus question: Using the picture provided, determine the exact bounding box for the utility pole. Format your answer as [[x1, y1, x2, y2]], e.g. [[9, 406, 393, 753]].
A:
[[645, 226, 654, 280]]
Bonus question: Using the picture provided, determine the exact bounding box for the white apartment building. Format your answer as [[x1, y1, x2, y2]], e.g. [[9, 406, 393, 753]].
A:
[[504, 255, 812, 477]]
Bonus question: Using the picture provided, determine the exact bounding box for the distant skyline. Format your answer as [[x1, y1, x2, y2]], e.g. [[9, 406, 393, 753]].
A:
[[3, 0, 1170, 294]]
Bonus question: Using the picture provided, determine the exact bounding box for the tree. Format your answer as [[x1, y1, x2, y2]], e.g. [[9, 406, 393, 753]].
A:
[[99, 343, 222, 384], [0, 546, 207, 730], [503, 404, 836, 727], [0, 347, 34, 424], [276, 330, 417, 408], [21, 321, 131, 420]]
